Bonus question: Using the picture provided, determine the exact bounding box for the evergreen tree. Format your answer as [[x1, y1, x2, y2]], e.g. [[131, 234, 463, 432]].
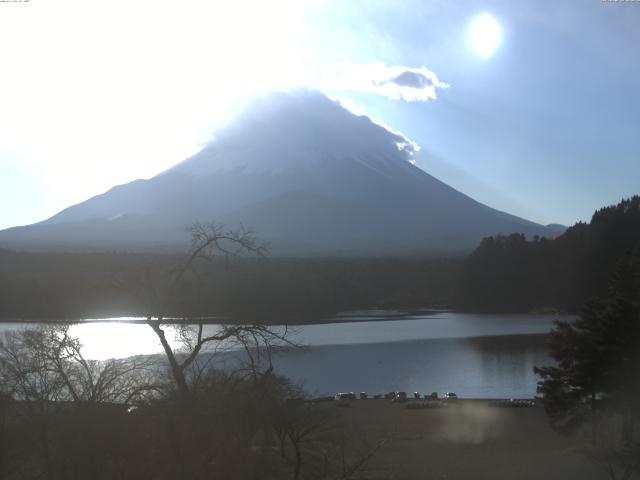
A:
[[456, 195, 640, 312], [535, 248, 640, 476]]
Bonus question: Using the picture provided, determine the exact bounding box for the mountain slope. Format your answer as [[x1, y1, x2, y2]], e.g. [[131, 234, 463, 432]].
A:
[[0, 90, 554, 255], [455, 196, 640, 312]]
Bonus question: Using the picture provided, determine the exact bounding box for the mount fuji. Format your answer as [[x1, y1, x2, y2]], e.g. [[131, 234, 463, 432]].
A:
[[0, 90, 555, 255]]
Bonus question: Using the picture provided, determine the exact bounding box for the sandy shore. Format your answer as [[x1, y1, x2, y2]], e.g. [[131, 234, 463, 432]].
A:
[[329, 399, 608, 480]]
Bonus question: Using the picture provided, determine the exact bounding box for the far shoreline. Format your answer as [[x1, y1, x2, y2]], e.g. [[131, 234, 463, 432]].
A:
[[0, 307, 574, 326]]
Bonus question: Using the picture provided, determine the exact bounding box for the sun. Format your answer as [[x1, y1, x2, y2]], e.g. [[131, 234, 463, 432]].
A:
[[468, 13, 503, 59]]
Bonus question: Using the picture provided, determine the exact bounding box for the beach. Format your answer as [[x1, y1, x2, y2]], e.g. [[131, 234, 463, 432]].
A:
[[327, 399, 606, 480]]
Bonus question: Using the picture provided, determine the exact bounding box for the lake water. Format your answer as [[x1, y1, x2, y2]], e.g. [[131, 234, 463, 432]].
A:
[[0, 312, 568, 399]]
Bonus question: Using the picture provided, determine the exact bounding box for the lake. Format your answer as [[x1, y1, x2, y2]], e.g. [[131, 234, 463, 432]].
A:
[[0, 312, 568, 399]]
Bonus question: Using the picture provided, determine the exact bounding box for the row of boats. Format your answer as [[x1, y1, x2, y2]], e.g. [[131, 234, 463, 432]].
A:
[[334, 391, 459, 402], [332, 393, 537, 408]]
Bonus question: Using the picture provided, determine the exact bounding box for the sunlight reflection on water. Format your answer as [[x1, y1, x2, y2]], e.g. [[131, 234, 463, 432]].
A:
[[1, 312, 569, 361], [69, 322, 164, 360], [0, 313, 570, 397]]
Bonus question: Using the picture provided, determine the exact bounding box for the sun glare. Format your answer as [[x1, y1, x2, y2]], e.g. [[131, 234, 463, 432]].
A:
[[468, 13, 503, 59]]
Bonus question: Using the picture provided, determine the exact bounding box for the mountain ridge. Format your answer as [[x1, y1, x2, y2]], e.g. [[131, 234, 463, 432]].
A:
[[0, 90, 556, 255]]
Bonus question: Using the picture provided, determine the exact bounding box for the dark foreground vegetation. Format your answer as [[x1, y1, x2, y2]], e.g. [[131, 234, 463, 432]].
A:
[[0, 251, 458, 322], [533, 242, 640, 479], [2, 318, 638, 480], [2, 321, 638, 480], [0, 198, 638, 479], [456, 196, 640, 313], [0, 224, 388, 479], [0, 324, 386, 480], [1, 197, 638, 321]]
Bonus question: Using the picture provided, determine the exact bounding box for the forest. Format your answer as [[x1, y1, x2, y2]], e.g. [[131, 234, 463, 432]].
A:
[[1, 199, 639, 479], [0, 196, 638, 321], [455, 196, 640, 313], [0, 250, 458, 322]]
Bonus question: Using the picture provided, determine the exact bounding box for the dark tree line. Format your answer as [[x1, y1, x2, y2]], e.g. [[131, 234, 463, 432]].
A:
[[455, 196, 640, 313], [0, 325, 380, 480], [535, 244, 640, 479], [0, 223, 389, 480], [2, 196, 638, 321], [0, 250, 459, 322]]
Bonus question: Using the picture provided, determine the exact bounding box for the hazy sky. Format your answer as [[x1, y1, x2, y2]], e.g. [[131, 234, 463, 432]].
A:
[[1, 0, 638, 230]]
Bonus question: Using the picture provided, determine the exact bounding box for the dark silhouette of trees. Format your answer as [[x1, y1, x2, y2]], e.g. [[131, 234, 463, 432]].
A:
[[272, 397, 335, 480], [139, 222, 295, 398], [0, 325, 159, 480], [0, 325, 156, 405], [534, 246, 640, 479], [456, 196, 640, 313], [0, 248, 459, 322], [0, 324, 376, 479], [0, 223, 404, 479]]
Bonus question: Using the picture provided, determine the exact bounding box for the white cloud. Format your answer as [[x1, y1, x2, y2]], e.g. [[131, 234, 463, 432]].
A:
[[327, 94, 420, 164], [330, 96, 367, 116], [321, 61, 449, 102]]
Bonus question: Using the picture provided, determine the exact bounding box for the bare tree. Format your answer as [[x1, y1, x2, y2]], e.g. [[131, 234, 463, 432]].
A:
[[0, 325, 160, 480], [142, 222, 296, 399], [0, 324, 158, 405], [281, 400, 336, 480]]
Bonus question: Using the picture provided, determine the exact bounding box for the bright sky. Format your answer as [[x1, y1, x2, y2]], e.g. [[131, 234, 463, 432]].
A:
[[1, 0, 639, 230]]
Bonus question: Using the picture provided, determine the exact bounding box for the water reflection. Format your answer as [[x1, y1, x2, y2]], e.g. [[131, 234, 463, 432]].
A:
[[69, 322, 163, 359], [0, 313, 562, 397], [284, 312, 559, 346], [0, 312, 566, 360], [271, 335, 551, 398]]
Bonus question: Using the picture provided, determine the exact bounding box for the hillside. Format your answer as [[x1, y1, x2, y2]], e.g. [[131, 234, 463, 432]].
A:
[[454, 196, 640, 312], [0, 90, 555, 255]]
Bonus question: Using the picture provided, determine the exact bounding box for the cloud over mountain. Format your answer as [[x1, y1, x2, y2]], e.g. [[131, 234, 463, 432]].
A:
[[321, 62, 449, 102], [0, 90, 553, 255]]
